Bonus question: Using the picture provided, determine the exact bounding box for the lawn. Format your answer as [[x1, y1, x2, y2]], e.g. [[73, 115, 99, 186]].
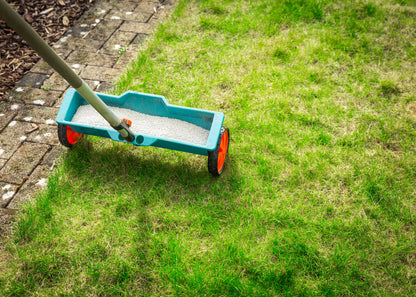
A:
[[1, 0, 416, 295]]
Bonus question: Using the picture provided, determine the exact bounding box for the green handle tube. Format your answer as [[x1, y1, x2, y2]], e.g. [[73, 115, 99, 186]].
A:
[[0, 0, 135, 142]]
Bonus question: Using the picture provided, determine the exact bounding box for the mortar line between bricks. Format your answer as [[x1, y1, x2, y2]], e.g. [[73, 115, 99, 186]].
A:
[[118, 13, 160, 62], [0, 141, 24, 183], [0, 139, 52, 177], [25, 101, 58, 108], [127, 32, 140, 48], [96, 19, 125, 53], [35, 144, 53, 170], [98, 1, 154, 54], [104, 51, 120, 69], [48, 88, 68, 93], [24, 140, 55, 145], [30, 71, 50, 75], [3, 182, 26, 209], [2, 144, 52, 209], [54, 92, 66, 107], [145, 12, 156, 23], [0, 113, 17, 135]]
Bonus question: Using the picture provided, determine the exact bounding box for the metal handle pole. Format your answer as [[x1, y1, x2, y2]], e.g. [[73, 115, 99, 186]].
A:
[[0, 0, 134, 142]]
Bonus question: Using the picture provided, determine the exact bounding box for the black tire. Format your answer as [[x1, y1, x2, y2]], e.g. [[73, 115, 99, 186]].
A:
[[58, 123, 82, 148], [208, 126, 230, 176]]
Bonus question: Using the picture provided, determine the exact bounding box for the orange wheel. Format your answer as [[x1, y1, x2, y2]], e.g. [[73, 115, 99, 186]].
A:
[[208, 126, 230, 176], [58, 124, 82, 148]]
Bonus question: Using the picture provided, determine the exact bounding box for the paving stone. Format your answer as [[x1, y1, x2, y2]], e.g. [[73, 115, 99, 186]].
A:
[[41, 65, 84, 86], [0, 101, 18, 131], [112, 10, 147, 21], [106, 8, 150, 22], [95, 81, 114, 93], [7, 164, 51, 209], [30, 59, 55, 76], [0, 159, 7, 170], [132, 33, 148, 45], [42, 73, 70, 92], [66, 50, 118, 68], [67, 25, 91, 38], [4, 87, 29, 103], [99, 1, 139, 19], [30, 59, 55, 75], [74, 14, 102, 28], [11, 88, 62, 106], [69, 64, 86, 74], [42, 146, 65, 168], [100, 31, 137, 55], [58, 35, 104, 52], [84, 79, 102, 91], [113, 44, 140, 69], [109, 0, 138, 13], [121, 1, 160, 22], [51, 44, 73, 59], [15, 106, 58, 126], [136, 1, 161, 14], [118, 0, 162, 22], [0, 121, 34, 159], [8, 86, 64, 106], [120, 21, 152, 34], [53, 92, 67, 108], [77, 0, 114, 22], [0, 183, 19, 208], [123, 10, 153, 22], [16, 73, 49, 88], [0, 142, 50, 184], [80, 65, 120, 82], [87, 19, 122, 41], [27, 124, 59, 146], [148, 4, 175, 26], [7, 88, 62, 107]]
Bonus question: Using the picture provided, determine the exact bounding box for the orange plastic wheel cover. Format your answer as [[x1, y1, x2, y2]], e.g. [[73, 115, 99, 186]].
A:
[[66, 125, 82, 145], [217, 129, 229, 172]]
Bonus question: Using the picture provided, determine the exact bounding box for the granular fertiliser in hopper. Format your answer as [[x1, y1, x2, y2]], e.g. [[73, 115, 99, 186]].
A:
[[71, 105, 210, 146]]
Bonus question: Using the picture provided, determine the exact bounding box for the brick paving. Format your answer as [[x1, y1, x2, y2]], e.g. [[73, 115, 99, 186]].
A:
[[0, 0, 178, 235]]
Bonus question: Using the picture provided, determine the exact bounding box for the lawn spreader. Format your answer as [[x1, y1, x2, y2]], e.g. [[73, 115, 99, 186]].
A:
[[0, 0, 230, 176]]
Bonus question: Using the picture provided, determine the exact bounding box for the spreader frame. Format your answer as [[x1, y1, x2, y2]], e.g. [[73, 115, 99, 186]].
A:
[[56, 89, 225, 156]]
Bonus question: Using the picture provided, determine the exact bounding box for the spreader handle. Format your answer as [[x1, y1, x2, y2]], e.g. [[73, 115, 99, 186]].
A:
[[0, 0, 135, 142]]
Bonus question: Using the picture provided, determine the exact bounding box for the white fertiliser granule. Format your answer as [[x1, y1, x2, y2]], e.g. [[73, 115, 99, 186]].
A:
[[71, 105, 210, 146]]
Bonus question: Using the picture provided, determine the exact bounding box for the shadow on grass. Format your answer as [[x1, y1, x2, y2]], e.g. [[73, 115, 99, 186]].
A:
[[63, 136, 242, 193], [6, 136, 247, 295]]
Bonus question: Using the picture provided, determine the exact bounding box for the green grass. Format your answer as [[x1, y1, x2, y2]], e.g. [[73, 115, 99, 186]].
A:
[[2, 0, 416, 295]]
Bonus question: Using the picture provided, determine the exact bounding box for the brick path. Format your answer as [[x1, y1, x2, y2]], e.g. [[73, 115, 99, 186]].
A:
[[0, 0, 177, 236]]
